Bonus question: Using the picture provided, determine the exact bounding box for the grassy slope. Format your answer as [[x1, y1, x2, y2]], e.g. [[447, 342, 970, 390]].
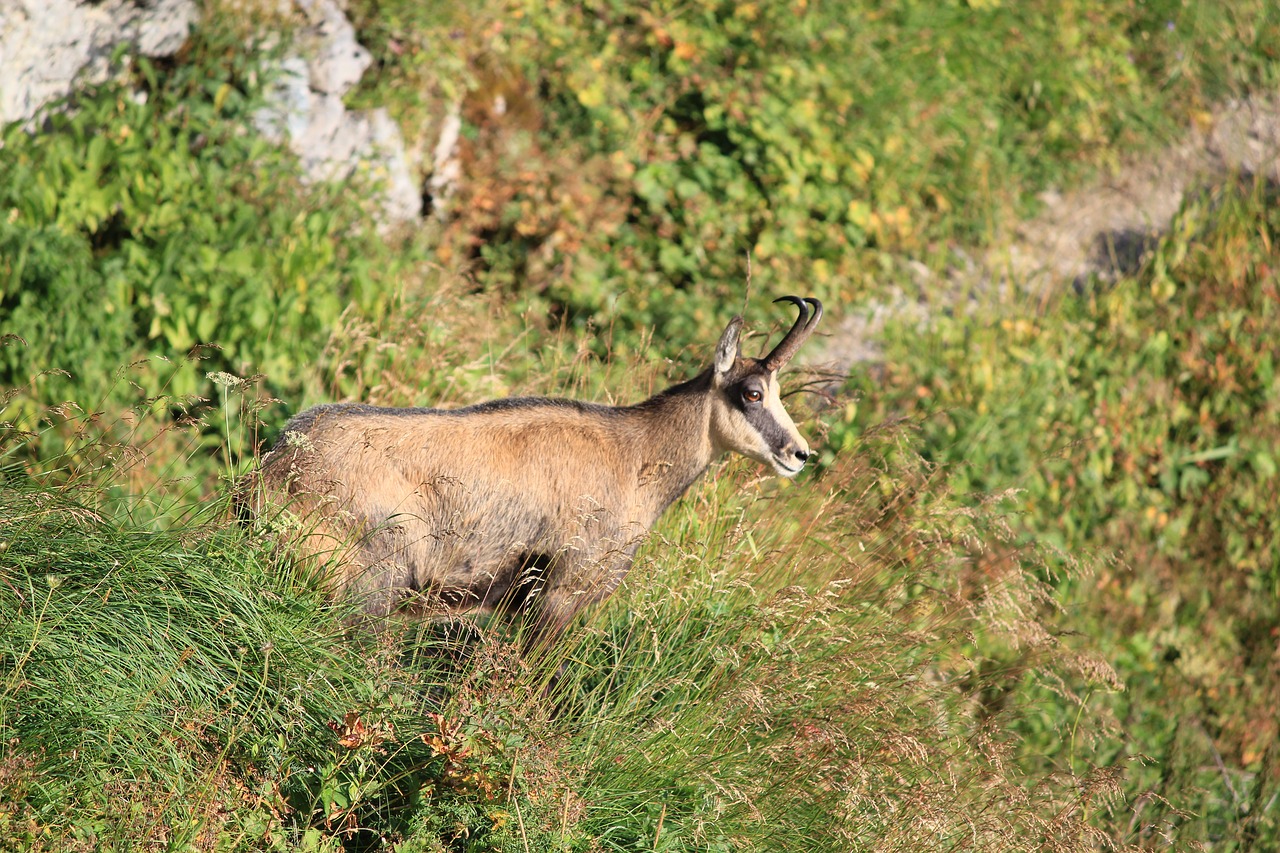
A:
[[1, 410, 1120, 851], [3, 0, 1280, 850], [842, 178, 1280, 848]]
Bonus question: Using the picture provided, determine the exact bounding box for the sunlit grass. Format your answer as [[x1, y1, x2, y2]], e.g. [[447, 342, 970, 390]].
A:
[[1, 351, 1124, 850], [844, 176, 1280, 847]]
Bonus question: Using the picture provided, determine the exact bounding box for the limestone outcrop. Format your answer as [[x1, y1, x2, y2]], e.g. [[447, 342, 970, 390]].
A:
[[0, 0, 421, 228]]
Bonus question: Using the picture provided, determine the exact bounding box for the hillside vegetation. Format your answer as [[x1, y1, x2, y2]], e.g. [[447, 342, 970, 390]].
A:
[[3, 0, 1279, 849]]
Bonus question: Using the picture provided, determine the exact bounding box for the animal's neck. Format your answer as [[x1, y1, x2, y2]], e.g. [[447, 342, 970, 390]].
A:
[[630, 369, 717, 519]]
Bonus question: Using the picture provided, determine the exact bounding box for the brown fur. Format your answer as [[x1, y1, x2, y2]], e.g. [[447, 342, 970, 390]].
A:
[[241, 300, 821, 643]]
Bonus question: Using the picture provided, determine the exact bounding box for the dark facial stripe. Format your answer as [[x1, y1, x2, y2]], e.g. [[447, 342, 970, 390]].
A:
[[740, 394, 795, 453]]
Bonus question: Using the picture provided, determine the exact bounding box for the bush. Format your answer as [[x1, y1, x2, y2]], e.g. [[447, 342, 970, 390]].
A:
[[0, 27, 396, 453], [841, 176, 1280, 847], [349, 0, 1280, 346]]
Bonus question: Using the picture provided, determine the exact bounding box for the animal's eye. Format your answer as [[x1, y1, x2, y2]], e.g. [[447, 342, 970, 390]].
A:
[[743, 388, 763, 404]]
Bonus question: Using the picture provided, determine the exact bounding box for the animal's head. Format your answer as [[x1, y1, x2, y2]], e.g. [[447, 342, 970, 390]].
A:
[[709, 296, 822, 477]]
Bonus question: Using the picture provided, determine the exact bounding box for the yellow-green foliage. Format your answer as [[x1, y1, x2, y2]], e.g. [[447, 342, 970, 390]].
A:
[[0, 29, 400, 451], [4, 0, 1280, 849], [846, 178, 1280, 846], [348, 0, 1280, 344]]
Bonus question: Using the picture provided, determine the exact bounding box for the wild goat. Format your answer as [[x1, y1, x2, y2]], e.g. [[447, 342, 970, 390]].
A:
[[244, 296, 822, 643]]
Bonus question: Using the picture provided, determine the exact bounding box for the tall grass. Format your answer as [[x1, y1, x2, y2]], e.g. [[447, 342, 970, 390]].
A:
[[840, 176, 1280, 848], [0, 480, 339, 847], [549, 430, 1124, 851], [1, 371, 1128, 850]]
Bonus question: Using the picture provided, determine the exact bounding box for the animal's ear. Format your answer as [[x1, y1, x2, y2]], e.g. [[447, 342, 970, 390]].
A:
[[714, 316, 743, 379]]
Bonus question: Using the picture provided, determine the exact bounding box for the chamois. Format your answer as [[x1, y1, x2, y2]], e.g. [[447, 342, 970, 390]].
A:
[[244, 296, 822, 643]]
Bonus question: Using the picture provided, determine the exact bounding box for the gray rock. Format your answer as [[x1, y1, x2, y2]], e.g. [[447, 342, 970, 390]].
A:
[[1208, 95, 1280, 182], [427, 104, 463, 218], [362, 108, 421, 224], [294, 0, 370, 96], [254, 0, 421, 227], [1, 0, 197, 127], [2, 0, 418, 228]]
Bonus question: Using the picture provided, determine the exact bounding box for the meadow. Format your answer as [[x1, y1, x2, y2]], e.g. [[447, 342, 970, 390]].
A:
[[2, 1, 1278, 849]]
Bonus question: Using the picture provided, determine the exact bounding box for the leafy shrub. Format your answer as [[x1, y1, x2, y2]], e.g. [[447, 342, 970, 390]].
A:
[[349, 0, 1280, 347], [0, 25, 396, 452], [840, 177, 1280, 847]]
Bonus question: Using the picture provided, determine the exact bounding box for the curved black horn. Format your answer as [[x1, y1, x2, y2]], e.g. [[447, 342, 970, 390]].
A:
[[762, 296, 823, 371]]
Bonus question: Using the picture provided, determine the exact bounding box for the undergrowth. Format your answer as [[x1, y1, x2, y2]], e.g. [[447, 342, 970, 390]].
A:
[[348, 0, 1280, 340], [843, 176, 1280, 847], [4, 1, 1280, 849], [1, 357, 1126, 851]]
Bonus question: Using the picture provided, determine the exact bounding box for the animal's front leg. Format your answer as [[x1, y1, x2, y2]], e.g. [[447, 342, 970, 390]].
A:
[[521, 549, 636, 654]]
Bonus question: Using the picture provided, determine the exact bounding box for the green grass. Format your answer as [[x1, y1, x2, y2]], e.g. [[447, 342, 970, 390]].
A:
[[0, 407, 1125, 851], [0, 472, 559, 851], [4, 0, 1280, 849], [841, 176, 1280, 848]]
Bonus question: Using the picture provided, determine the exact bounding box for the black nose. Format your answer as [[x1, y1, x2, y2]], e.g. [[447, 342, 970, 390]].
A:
[[795, 449, 810, 462]]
